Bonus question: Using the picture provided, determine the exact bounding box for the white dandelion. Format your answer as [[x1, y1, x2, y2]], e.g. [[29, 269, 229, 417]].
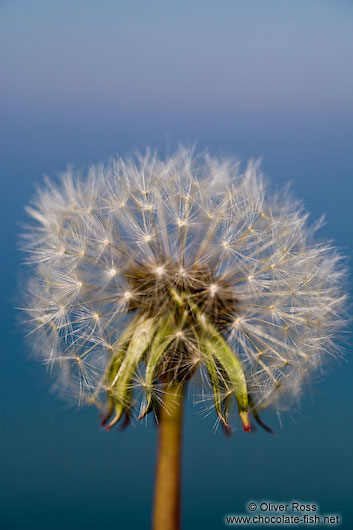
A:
[[21, 148, 346, 435], [20, 148, 347, 530]]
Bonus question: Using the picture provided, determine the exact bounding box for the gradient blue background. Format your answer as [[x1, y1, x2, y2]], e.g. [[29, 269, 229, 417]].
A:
[[1, 1, 353, 529]]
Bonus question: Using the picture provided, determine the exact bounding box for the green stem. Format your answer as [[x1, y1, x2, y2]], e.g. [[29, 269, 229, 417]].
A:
[[153, 382, 184, 530]]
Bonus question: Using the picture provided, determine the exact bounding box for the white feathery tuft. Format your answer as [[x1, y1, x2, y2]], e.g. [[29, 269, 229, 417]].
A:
[[20, 148, 347, 430]]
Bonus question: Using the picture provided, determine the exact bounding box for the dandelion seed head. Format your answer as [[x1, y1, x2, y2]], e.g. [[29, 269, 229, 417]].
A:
[[21, 148, 347, 431]]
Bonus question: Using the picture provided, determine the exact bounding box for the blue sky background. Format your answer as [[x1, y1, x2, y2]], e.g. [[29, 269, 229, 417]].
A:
[[1, 1, 353, 529]]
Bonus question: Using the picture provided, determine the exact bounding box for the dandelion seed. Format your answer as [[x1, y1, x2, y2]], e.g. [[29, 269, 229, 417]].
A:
[[154, 265, 165, 277], [209, 283, 218, 296]]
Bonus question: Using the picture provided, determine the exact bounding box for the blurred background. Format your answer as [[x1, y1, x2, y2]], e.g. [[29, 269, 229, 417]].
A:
[[1, 1, 352, 528]]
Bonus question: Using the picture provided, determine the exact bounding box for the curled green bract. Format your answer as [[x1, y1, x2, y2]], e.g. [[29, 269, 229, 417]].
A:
[[105, 314, 157, 429], [139, 313, 177, 419], [104, 288, 251, 432]]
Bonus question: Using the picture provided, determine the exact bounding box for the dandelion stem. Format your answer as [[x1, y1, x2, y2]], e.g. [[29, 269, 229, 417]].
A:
[[153, 382, 184, 530]]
